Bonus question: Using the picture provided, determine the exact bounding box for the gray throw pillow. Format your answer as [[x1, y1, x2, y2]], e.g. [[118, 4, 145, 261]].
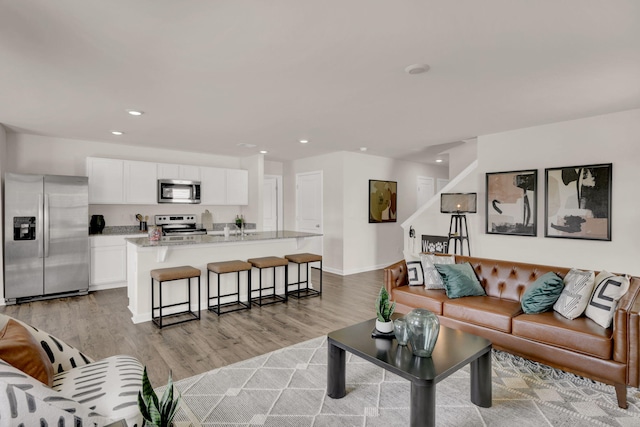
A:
[[420, 254, 454, 290], [521, 272, 564, 314], [434, 263, 486, 299], [553, 268, 595, 320]]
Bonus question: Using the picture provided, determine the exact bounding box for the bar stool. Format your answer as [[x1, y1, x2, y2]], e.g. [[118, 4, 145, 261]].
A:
[[150, 265, 201, 329], [284, 253, 323, 299], [207, 260, 252, 315], [247, 256, 289, 306]]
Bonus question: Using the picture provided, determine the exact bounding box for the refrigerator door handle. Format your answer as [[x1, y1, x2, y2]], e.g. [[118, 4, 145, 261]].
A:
[[44, 193, 50, 258], [38, 194, 44, 258]]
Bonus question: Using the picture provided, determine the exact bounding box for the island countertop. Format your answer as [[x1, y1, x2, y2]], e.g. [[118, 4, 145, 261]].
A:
[[125, 230, 322, 247]]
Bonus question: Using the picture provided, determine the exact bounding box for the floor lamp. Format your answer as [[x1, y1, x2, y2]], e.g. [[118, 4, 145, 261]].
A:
[[440, 193, 477, 256]]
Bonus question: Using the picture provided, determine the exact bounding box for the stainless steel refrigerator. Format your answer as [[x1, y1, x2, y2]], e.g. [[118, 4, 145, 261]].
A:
[[3, 173, 89, 303]]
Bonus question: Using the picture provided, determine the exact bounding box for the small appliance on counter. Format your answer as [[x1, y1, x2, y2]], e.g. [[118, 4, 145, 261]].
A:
[[202, 209, 213, 231], [155, 214, 207, 236], [90, 214, 105, 234]]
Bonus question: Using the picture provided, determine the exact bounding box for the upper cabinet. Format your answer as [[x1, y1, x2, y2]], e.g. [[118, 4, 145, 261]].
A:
[[87, 157, 248, 205]]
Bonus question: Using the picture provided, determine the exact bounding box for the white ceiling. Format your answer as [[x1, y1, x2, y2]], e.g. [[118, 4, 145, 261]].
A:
[[1, 1, 639, 165]]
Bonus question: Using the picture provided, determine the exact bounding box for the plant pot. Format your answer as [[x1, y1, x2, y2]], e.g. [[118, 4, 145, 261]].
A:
[[375, 319, 394, 334]]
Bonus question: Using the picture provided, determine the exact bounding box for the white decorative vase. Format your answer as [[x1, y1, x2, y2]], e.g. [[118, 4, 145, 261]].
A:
[[375, 319, 394, 334]]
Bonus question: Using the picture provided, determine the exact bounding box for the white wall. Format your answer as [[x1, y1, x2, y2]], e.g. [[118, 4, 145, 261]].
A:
[[447, 139, 478, 178], [0, 125, 7, 302], [410, 108, 640, 276], [286, 151, 448, 274], [5, 133, 256, 226]]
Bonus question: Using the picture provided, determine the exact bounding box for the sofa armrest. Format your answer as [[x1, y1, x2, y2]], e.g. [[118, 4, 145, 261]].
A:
[[613, 276, 640, 387], [384, 260, 409, 293]]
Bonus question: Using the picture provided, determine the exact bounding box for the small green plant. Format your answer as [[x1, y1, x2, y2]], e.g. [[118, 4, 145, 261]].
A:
[[138, 367, 181, 427], [375, 286, 396, 322]]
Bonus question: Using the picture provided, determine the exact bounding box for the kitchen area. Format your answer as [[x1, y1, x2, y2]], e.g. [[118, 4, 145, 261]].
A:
[[3, 155, 322, 323]]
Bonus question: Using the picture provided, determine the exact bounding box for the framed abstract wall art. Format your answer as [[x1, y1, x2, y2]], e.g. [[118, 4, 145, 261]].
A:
[[545, 163, 612, 241], [369, 180, 397, 223], [486, 169, 537, 236]]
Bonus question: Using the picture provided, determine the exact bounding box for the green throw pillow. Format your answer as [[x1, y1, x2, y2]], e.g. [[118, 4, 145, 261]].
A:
[[521, 272, 564, 314], [434, 263, 486, 299]]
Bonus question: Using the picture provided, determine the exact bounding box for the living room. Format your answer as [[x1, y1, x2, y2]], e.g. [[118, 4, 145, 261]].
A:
[[1, 1, 640, 426]]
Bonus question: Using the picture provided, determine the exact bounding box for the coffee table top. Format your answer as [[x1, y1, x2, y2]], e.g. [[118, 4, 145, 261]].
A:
[[327, 317, 491, 384]]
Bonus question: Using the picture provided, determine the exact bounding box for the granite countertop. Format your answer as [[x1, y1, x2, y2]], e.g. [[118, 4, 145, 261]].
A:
[[125, 230, 322, 247], [91, 223, 256, 236]]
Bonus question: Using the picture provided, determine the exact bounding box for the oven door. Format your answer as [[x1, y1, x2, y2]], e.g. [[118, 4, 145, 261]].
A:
[[157, 179, 201, 204]]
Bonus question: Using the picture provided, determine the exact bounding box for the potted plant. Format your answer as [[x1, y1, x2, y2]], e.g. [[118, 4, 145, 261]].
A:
[[138, 368, 181, 427], [375, 286, 396, 333]]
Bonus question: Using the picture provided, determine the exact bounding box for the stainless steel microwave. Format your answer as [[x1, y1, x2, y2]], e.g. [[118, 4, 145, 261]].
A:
[[157, 179, 201, 204]]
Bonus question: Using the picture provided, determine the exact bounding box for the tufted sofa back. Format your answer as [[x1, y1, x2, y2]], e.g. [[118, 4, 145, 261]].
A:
[[455, 255, 571, 302]]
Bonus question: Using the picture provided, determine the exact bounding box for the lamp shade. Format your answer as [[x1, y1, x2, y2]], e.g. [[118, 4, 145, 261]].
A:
[[440, 193, 477, 213]]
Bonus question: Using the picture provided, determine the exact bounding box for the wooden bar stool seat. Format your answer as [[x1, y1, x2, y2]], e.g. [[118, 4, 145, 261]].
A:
[[150, 265, 201, 328], [207, 260, 252, 315], [247, 256, 288, 306], [285, 253, 323, 299]]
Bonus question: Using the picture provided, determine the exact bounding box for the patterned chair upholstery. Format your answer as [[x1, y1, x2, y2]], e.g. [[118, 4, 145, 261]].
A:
[[0, 313, 143, 427]]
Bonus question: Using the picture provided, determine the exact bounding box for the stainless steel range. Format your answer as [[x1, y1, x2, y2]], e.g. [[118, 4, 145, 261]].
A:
[[155, 214, 207, 236]]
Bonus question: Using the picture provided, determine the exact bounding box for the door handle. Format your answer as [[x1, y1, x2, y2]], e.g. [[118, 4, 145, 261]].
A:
[[44, 194, 50, 258], [37, 194, 44, 258], [316, 224, 320, 228]]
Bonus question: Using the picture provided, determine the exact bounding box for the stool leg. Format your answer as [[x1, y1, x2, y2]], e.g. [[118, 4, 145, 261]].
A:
[[247, 269, 252, 309], [207, 270, 211, 310], [187, 277, 192, 318], [319, 260, 323, 294], [196, 275, 201, 319], [217, 272, 222, 315], [159, 280, 163, 329], [284, 264, 288, 302], [297, 262, 302, 298]]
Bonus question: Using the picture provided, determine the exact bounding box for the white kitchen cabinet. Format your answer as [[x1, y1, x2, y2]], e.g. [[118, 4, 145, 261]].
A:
[[87, 157, 125, 204], [200, 166, 227, 205], [157, 163, 201, 181], [226, 169, 249, 205], [90, 235, 138, 289], [124, 160, 157, 204]]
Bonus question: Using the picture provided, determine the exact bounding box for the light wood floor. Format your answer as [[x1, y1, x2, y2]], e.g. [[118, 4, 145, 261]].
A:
[[0, 268, 383, 386]]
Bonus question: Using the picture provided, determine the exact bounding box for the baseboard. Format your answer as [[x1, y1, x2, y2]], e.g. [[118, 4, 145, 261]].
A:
[[89, 282, 126, 292], [322, 262, 392, 276]]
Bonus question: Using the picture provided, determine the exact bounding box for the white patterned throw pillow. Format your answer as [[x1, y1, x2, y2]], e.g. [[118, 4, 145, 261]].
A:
[[420, 254, 455, 289], [553, 268, 596, 320], [405, 253, 425, 286], [585, 271, 630, 328]]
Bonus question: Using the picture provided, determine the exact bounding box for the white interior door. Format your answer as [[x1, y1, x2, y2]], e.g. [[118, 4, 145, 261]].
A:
[[417, 176, 435, 209], [263, 175, 282, 232], [296, 171, 322, 233]]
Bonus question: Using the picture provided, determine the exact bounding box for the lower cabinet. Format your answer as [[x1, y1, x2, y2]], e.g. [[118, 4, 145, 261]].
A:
[[90, 235, 139, 290]]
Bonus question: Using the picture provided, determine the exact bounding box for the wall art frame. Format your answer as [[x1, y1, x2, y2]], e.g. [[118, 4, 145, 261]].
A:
[[369, 179, 397, 223], [545, 163, 612, 241], [486, 169, 537, 236]]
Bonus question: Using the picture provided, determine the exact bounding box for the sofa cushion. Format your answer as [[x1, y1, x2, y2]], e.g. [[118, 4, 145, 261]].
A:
[[553, 268, 596, 320], [421, 254, 454, 289], [512, 311, 613, 359], [585, 271, 631, 328], [0, 359, 108, 425], [53, 354, 144, 427], [0, 319, 54, 386], [443, 296, 522, 333], [435, 263, 486, 299], [391, 287, 448, 315], [520, 272, 564, 314], [405, 253, 425, 286]]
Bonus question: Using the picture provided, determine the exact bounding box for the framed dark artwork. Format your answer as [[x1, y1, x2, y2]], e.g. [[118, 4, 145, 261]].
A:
[[369, 180, 397, 223], [421, 235, 449, 253], [545, 163, 612, 241], [486, 170, 537, 236]]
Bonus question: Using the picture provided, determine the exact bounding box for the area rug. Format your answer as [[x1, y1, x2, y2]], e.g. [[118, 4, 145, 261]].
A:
[[162, 336, 640, 426]]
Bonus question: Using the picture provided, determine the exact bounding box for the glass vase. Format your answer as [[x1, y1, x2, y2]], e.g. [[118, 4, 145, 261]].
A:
[[393, 318, 410, 345], [406, 308, 440, 357]]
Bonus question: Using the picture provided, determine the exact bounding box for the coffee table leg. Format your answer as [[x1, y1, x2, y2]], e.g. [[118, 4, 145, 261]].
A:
[[327, 340, 346, 398], [411, 381, 435, 427], [470, 349, 492, 408]]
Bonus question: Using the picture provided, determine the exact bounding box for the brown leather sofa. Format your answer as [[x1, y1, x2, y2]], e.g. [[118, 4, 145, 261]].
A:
[[384, 254, 640, 409]]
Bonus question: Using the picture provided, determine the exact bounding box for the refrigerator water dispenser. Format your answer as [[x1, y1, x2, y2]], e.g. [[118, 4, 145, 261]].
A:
[[13, 217, 36, 240]]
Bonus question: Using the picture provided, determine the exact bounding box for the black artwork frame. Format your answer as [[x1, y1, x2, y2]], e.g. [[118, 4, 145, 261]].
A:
[[486, 169, 537, 236], [544, 163, 612, 241], [369, 180, 397, 223]]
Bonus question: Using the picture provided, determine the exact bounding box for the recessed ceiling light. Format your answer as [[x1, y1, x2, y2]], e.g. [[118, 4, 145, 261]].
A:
[[126, 109, 144, 116], [404, 63, 430, 75], [299, 139, 309, 144], [360, 147, 367, 152], [237, 143, 257, 148], [111, 131, 124, 136], [435, 159, 443, 163], [260, 150, 268, 154]]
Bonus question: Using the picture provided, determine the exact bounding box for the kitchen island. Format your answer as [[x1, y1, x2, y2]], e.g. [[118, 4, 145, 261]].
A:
[[125, 231, 322, 324]]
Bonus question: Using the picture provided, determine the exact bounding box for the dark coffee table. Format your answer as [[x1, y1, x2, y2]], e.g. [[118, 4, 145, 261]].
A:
[[327, 317, 492, 427]]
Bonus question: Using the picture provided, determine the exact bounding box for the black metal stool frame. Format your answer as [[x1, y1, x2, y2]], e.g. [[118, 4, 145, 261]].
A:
[[287, 259, 322, 299], [151, 275, 201, 329], [207, 269, 252, 315], [251, 265, 288, 306]]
